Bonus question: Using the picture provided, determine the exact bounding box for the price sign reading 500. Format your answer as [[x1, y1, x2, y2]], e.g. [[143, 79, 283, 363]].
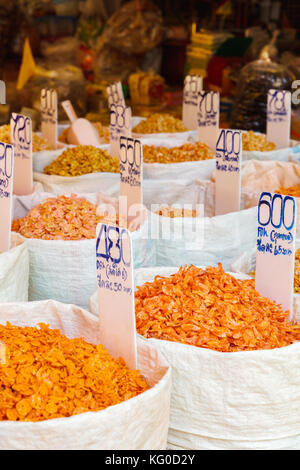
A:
[[120, 137, 142, 168], [258, 192, 296, 231], [96, 225, 131, 267]]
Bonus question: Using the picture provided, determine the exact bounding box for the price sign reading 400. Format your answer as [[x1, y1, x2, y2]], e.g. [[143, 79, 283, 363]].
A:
[[96, 223, 137, 369], [215, 129, 241, 216], [256, 192, 297, 319]]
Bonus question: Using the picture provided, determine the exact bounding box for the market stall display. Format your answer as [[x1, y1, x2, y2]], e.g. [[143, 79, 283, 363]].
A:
[[58, 122, 110, 145], [0, 300, 171, 449]]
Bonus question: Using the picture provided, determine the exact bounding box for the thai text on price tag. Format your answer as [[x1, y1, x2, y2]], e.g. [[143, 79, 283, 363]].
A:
[[0, 80, 5, 104], [182, 74, 203, 130], [0, 142, 14, 252], [96, 223, 137, 369], [109, 104, 131, 158], [41, 88, 58, 149], [10, 113, 33, 196], [107, 81, 125, 108], [255, 192, 297, 320], [266, 89, 291, 149], [215, 129, 241, 216], [197, 91, 220, 151], [119, 137, 143, 220]]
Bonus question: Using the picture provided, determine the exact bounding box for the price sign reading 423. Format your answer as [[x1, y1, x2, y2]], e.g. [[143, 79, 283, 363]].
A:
[[41, 88, 58, 149], [0, 142, 14, 252], [215, 129, 242, 216], [119, 137, 143, 216], [255, 192, 297, 319], [107, 81, 125, 108], [96, 223, 137, 369], [197, 91, 219, 151], [267, 89, 291, 149], [10, 113, 33, 196], [182, 74, 203, 130], [109, 104, 131, 158]]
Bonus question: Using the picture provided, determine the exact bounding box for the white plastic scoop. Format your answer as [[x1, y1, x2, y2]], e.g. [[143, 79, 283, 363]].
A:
[[61, 100, 101, 146]]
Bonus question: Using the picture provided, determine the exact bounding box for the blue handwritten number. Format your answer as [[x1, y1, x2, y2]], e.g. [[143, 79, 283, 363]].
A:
[[258, 192, 295, 230]]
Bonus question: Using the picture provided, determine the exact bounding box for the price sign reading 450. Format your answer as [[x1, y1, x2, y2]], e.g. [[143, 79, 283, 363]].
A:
[[107, 82, 125, 108], [215, 129, 242, 216], [109, 104, 131, 158], [10, 113, 33, 196], [40, 88, 58, 149], [197, 91, 219, 151], [182, 74, 203, 130], [267, 89, 291, 149], [256, 192, 297, 319], [96, 223, 137, 369], [0, 142, 14, 252]]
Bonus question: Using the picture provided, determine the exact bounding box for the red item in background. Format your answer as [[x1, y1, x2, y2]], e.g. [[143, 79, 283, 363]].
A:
[[79, 45, 95, 81], [206, 56, 243, 90]]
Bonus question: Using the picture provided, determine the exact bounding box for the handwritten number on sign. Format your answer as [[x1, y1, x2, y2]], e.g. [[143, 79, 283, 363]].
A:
[[11, 114, 31, 146], [120, 137, 141, 167], [268, 90, 287, 114], [199, 91, 218, 114], [96, 225, 131, 267], [216, 129, 241, 156], [0, 143, 13, 179], [258, 192, 296, 231]]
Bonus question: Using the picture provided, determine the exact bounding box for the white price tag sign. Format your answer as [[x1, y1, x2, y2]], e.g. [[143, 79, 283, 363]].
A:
[[0, 80, 5, 104], [215, 129, 241, 216], [109, 104, 131, 158], [0, 142, 14, 252], [120, 137, 143, 215], [182, 74, 203, 130], [11, 113, 33, 196], [197, 91, 220, 151], [255, 192, 297, 319], [107, 82, 125, 108], [96, 223, 137, 369], [266, 89, 291, 149], [41, 88, 58, 149]]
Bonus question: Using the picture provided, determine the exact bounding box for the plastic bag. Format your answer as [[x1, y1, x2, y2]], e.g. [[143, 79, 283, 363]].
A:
[[0, 300, 171, 450], [230, 58, 293, 133], [0, 233, 29, 302], [102, 0, 163, 55]]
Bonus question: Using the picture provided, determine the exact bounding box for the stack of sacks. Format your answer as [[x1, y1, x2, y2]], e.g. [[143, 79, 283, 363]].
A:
[[90, 264, 300, 449], [0, 300, 171, 450], [143, 178, 257, 269], [33, 145, 120, 195], [12, 191, 151, 309], [0, 234, 29, 302]]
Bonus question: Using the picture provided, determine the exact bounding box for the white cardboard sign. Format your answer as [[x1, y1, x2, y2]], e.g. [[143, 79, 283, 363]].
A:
[[266, 89, 291, 149], [119, 137, 143, 217], [0, 142, 14, 252], [182, 74, 203, 130], [109, 104, 131, 158], [10, 113, 33, 196], [107, 82, 125, 108], [96, 223, 137, 369], [255, 192, 297, 320], [215, 129, 242, 216], [197, 91, 220, 151], [41, 88, 58, 149], [0, 80, 5, 104]]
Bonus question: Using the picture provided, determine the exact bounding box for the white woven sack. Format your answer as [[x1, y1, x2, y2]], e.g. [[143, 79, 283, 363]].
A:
[[33, 144, 119, 196], [230, 245, 300, 324], [124, 267, 300, 450], [0, 300, 171, 450], [143, 178, 257, 270], [12, 192, 151, 309], [0, 233, 29, 302], [141, 137, 215, 180], [242, 134, 299, 162]]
